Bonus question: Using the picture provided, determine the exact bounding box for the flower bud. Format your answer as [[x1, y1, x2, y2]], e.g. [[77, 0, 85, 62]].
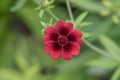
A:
[[40, 0, 50, 9]]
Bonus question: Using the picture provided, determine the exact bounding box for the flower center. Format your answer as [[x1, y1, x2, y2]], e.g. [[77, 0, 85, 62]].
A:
[[58, 35, 68, 46]]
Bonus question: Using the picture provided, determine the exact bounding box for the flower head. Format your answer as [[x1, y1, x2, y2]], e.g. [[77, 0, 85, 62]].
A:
[[42, 20, 83, 60]]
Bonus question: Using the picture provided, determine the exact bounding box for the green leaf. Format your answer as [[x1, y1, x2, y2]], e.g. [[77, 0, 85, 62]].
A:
[[99, 35, 120, 60], [112, 15, 120, 24], [69, 0, 108, 12], [24, 64, 41, 80], [103, 0, 113, 8], [35, 7, 41, 10], [50, 0, 55, 4], [47, 5, 55, 10], [79, 22, 92, 29], [56, 51, 98, 80], [48, 18, 54, 25], [99, 10, 110, 16], [0, 33, 15, 68], [75, 12, 88, 26], [15, 39, 29, 71], [15, 52, 28, 71], [0, 68, 21, 80], [111, 67, 120, 80], [33, 0, 41, 5], [86, 59, 120, 68], [41, 29, 45, 35], [10, 0, 27, 12], [90, 18, 112, 40], [58, 51, 99, 72], [39, 10, 45, 18], [40, 21, 47, 27]]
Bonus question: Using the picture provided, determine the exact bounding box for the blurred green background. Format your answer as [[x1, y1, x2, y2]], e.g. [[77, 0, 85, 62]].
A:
[[0, 0, 120, 80]]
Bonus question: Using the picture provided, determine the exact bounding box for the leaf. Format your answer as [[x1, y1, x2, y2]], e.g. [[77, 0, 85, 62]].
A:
[[75, 12, 88, 26], [79, 22, 92, 28], [103, 0, 113, 8], [10, 0, 27, 12], [48, 18, 54, 25], [15, 52, 28, 71], [15, 39, 29, 71], [99, 10, 110, 16], [0, 33, 15, 68], [90, 18, 112, 41], [35, 7, 41, 10], [69, 0, 108, 12], [112, 15, 119, 24], [24, 64, 41, 80], [39, 10, 44, 18], [50, 0, 55, 4], [86, 59, 120, 68], [55, 51, 99, 80], [47, 5, 55, 10], [41, 29, 45, 35], [40, 21, 47, 35], [58, 51, 99, 72], [33, 0, 41, 5], [99, 35, 120, 60], [0, 68, 21, 80], [40, 21, 47, 27], [111, 67, 120, 80]]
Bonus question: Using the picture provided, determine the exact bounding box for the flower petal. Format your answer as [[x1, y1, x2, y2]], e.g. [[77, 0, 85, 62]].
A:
[[44, 42, 61, 54], [44, 42, 61, 59], [55, 20, 73, 36], [67, 22, 73, 29], [44, 42, 53, 54], [61, 52, 72, 60], [44, 26, 59, 41], [67, 29, 83, 44], [78, 38, 83, 46], [63, 42, 80, 56], [42, 36, 49, 44], [55, 20, 66, 27], [68, 29, 82, 37], [44, 26, 57, 35], [50, 52, 61, 60]]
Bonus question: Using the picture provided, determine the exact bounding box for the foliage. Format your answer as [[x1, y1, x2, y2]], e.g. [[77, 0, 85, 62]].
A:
[[0, 0, 120, 80]]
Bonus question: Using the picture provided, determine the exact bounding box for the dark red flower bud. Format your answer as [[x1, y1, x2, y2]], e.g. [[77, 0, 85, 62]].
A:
[[42, 20, 83, 60]]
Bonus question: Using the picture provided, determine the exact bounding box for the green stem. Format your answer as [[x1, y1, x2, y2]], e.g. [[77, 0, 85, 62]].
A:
[[65, 0, 74, 23], [83, 39, 120, 61], [47, 10, 59, 21], [83, 39, 108, 56]]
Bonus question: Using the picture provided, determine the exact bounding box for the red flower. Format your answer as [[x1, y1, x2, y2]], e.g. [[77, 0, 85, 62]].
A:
[[42, 20, 83, 60]]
